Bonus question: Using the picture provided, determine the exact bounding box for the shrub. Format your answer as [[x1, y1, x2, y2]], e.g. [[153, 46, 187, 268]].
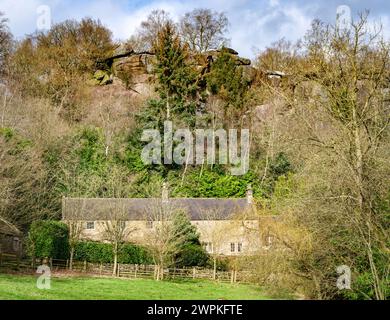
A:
[[176, 244, 209, 267], [74, 241, 152, 264], [73, 241, 113, 263], [28, 220, 69, 259], [119, 243, 153, 264]]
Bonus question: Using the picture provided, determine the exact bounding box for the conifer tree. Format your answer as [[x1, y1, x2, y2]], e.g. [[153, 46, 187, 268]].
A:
[[143, 23, 197, 128], [171, 211, 208, 267], [207, 48, 249, 114]]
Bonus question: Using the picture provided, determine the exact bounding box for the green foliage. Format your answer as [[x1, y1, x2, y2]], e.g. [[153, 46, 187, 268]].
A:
[[28, 220, 69, 259], [175, 168, 249, 197], [270, 152, 292, 178], [73, 241, 112, 263], [74, 241, 153, 264], [0, 127, 14, 140], [119, 243, 153, 264], [206, 48, 249, 110], [74, 127, 107, 172], [260, 152, 294, 198], [178, 244, 209, 267], [342, 272, 390, 300], [149, 23, 198, 127], [172, 211, 209, 267]]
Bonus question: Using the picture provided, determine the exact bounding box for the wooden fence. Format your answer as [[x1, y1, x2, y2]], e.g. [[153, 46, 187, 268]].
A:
[[0, 254, 251, 284]]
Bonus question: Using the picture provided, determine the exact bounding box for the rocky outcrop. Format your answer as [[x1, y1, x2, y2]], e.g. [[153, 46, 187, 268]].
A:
[[94, 44, 255, 92], [112, 52, 155, 86]]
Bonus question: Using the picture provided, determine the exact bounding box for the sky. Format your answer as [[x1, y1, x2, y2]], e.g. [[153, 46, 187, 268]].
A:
[[1, 0, 390, 58]]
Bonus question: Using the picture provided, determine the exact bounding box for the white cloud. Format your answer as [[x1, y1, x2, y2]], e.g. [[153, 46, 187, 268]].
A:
[[1, 0, 389, 59], [0, 0, 44, 38]]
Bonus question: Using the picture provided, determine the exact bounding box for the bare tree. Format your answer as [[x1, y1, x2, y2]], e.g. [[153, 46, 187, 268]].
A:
[[132, 9, 174, 52], [64, 199, 86, 270], [0, 12, 11, 76], [101, 201, 135, 276], [142, 199, 185, 280], [179, 8, 229, 52], [254, 13, 390, 299], [198, 207, 232, 280]]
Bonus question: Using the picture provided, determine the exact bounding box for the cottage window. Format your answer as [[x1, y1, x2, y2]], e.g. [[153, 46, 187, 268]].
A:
[[146, 220, 153, 228], [202, 242, 213, 253], [230, 243, 235, 252], [237, 243, 242, 252], [86, 221, 95, 230], [13, 237, 19, 251]]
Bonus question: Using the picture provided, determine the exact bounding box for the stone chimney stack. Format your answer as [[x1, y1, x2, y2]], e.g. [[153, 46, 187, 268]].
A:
[[246, 184, 253, 205], [162, 182, 169, 203]]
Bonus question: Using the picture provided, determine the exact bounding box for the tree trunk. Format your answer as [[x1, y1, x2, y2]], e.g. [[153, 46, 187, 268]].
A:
[[69, 247, 74, 271], [113, 242, 118, 277], [213, 257, 217, 280], [161, 265, 164, 280]]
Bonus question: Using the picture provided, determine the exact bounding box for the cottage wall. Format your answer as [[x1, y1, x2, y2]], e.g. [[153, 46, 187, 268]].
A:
[[67, 218, 262, 256]]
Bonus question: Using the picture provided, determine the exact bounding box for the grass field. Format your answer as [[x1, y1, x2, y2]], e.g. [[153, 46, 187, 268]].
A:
[[0, 273, 275, 300]]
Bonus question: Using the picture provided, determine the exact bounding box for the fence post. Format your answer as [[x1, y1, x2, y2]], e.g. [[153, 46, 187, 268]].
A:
[[230, 270, 234, 284], [192, 267, 196, 279], [135, 264, 138, 278], [83, 260, 87, 272], [66, 259, 69, 269], [234, 270, 238, 283], [100, 263, 103, 275], [16, 254, 20, 270], [117, 264, 120, 277]]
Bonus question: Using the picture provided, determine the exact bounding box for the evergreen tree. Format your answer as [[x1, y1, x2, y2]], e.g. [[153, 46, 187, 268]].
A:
[[140, 23, 197, 129], [206, 48, 249, 114], [171, 210, 208, 267]]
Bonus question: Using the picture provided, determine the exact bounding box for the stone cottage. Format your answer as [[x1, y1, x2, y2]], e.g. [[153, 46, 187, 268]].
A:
[[62, 185, 276, 256]]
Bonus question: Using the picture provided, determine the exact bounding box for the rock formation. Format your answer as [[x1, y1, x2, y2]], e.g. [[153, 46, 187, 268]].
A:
[[92, 44, 256, 94]]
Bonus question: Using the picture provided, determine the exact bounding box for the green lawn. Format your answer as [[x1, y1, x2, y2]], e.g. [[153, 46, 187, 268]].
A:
[[0, 273, 273, 300]]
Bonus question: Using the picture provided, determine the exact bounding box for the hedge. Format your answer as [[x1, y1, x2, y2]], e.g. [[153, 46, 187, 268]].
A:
[[28, 220, 69, 260], [73, 241, 153, 264], [175, 244, 209, 267]]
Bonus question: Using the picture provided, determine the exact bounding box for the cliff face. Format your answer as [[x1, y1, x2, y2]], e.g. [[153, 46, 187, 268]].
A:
[[113, 53, 155, 81], [92, 45, 256, 94]]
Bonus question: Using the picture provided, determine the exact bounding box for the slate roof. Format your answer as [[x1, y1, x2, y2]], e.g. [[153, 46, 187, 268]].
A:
[[62, 197, 250, 221]]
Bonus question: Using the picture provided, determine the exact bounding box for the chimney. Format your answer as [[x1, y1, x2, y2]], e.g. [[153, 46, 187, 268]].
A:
[[162, 182, 169, 203], [246, 184, 253, 205]]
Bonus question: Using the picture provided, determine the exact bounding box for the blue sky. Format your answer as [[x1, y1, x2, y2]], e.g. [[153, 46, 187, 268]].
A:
[[1, 0, 389, 58]]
